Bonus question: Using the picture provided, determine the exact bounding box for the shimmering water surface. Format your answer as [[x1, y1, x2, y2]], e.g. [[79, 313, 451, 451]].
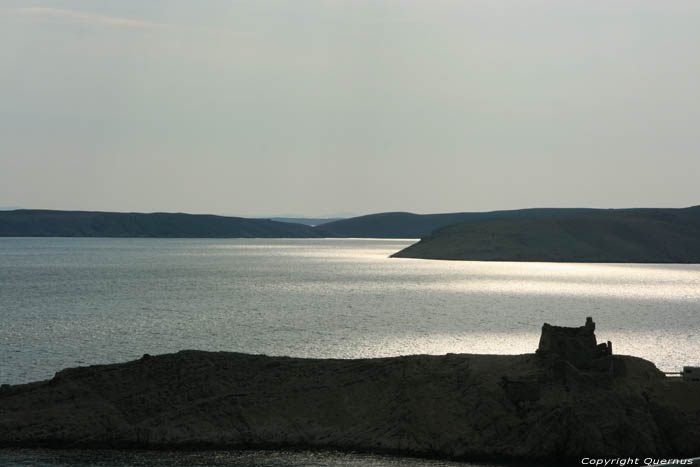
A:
[[1, 237, 700, 466], [1, 237, 699, 383], [0, 448, 509, 467]]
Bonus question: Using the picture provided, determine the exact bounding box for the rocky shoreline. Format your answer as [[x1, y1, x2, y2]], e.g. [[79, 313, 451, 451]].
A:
[[1, 345, 699, 464]]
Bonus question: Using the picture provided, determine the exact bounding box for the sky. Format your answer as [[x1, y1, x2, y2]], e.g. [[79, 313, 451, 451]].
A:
[[1, 1, 699, 217]]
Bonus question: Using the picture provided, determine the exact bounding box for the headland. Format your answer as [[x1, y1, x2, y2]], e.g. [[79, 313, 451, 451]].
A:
[[1, 319, 698, 464]]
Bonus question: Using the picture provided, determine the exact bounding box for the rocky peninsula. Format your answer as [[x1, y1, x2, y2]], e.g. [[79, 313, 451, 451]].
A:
[[1, 320, 699, 464], [392, 206, 700, 263]]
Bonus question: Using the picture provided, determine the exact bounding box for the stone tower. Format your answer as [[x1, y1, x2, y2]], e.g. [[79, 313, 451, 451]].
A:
[[536, 317, 612, 365]]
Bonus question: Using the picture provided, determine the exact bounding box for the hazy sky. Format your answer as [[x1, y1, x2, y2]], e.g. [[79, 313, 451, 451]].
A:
[[1, 1, 699, 216]]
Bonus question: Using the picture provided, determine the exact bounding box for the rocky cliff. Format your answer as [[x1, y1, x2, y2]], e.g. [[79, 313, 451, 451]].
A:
[[1, 350, 699, 463]]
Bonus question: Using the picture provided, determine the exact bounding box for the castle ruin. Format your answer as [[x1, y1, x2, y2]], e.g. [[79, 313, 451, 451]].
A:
[[536, 317, 612, 366]]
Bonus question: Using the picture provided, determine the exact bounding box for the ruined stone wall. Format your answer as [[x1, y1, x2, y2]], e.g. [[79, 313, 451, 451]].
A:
[[537, 317, 611, 365]]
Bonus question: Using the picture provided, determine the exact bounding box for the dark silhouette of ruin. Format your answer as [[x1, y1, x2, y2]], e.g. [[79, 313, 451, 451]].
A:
[[536, 317, 612, 366]]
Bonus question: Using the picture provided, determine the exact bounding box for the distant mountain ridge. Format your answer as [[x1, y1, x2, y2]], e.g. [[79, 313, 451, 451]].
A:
[[1, 207, 606, 239], [392, 206, 700, 263], [313, 208, 601, 238], [0, 210, 319, 238], [4, 207, 699, 258]]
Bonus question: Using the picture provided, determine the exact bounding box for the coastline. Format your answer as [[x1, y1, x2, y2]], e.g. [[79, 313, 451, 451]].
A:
[[2, 350, 699, 464]]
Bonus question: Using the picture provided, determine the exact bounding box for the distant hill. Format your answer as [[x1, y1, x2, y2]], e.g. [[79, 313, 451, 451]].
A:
[[0, 210, 319, 238], [268, 217, 343, 226], [314, 208, 600, 238], [392, 206, 700, 263], [1, 208, 605, 239]]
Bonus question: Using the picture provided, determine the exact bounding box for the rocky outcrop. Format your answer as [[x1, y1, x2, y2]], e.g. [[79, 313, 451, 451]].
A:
[[1, 349, 699, 463]]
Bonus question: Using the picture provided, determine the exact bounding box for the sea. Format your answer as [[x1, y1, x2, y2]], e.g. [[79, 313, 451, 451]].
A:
[[1, 237, 699, 466]]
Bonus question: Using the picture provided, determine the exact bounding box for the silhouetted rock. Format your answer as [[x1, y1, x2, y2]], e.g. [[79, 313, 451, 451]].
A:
[[1, 345, 698, 463]]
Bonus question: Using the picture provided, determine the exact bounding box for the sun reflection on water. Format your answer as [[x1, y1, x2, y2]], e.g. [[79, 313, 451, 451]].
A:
[[2, 238, 700, 383]]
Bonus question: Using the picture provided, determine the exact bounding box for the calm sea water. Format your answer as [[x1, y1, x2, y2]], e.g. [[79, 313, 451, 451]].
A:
[[1, 237, 699, 466], [0, 448, 509, 467]]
